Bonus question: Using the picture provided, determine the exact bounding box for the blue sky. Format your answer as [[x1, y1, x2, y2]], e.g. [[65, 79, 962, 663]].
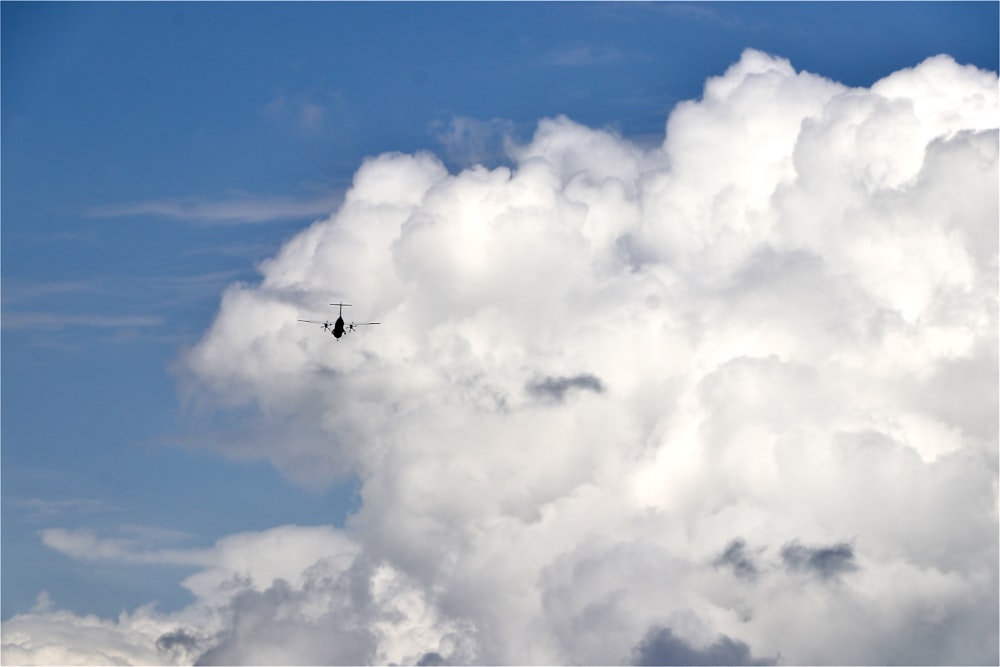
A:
[[2, 0, 998, 654]]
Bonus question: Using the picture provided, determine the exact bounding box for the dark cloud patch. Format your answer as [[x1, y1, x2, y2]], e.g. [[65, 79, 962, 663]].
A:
[[156, 628, 199, 655], [527, 373, 605, 402], [631, 626, 776, 666], [713, 538, 759, 581], [416, 651, 449, 666], [780, 540, 857, 580]]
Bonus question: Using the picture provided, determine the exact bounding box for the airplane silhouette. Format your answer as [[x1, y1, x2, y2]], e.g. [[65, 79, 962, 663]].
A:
[[298, 303, 379, 340]]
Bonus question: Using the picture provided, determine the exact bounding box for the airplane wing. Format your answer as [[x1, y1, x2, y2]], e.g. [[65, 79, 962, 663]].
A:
[[298, 319, 335, 331], [345, 322, 380, 332]]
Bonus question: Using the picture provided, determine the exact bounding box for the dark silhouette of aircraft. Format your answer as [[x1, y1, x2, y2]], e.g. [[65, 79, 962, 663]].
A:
[[298, 303, 379, 339]]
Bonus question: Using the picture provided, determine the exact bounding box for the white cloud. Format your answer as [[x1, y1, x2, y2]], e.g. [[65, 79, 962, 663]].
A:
[[8, 49, 997, 665]]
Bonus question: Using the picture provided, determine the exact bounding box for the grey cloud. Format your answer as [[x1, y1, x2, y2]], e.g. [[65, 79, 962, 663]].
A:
[[416, 651, 449, 666], [780, 540, 857, 580], [527, 373, 605, 401], [195, 578, 377, 666], [631, 626, 775, 666], [906, 342, 999, 442]]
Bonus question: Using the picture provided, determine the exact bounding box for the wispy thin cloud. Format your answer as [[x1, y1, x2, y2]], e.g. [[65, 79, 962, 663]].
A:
[[541, 46, 625, 67], [3, 272, 248, 314], [11, 497, 111, 520], [44, 229, 100, 243], [1, 281, 103, 305], [40, 527, 207, 567], [1, 313, 164, 331], [263, 93, 333, 133], [181, 242, 283, 260], [612, 2, 768, 32], [87, 192, 344, 225], [429, 115, 518, 168]]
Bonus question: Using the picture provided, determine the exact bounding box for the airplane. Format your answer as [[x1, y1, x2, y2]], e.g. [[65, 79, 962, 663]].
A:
[[298, 302, 379, 340]]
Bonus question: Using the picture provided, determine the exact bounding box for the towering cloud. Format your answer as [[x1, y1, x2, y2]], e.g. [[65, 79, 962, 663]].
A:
[[5, 49, 997, 665]]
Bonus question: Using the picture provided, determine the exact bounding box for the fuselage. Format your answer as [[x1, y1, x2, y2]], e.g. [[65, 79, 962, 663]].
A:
[[333, 316, 345, 338]]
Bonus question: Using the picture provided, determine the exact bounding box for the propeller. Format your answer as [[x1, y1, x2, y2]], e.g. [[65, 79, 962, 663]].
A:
[[298, 319, 333, 331]]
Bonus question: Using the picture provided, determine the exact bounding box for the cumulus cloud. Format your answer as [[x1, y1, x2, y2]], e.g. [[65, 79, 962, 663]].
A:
[[6, 49, 997, 665]]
